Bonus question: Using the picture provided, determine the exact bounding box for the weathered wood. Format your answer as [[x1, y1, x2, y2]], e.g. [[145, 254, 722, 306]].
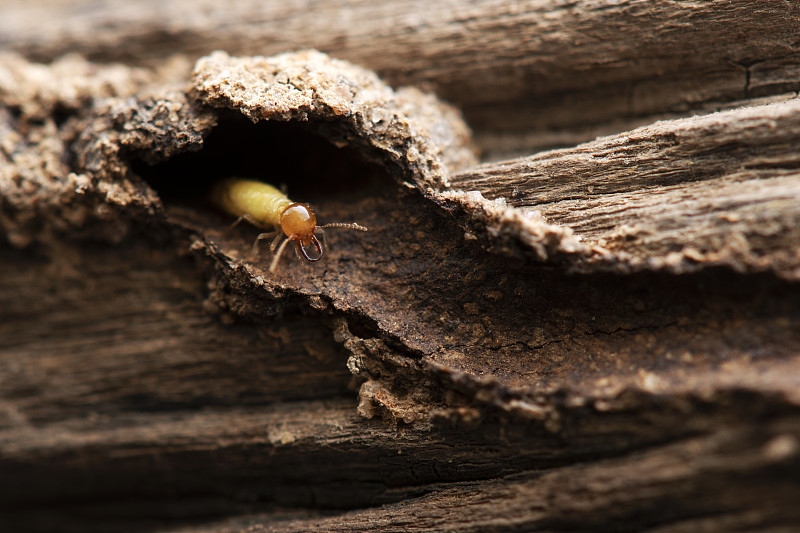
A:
[[0, 244, 353, 425], [2, 1, 799, 155], [186, 421, 800, 533], [450, 100, 800, 280], [1, 3, 799, 533], [3, 395, 798, 531]]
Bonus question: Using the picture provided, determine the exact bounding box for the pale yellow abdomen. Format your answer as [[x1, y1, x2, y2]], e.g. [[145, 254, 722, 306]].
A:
[[211, 178, 293, 227]]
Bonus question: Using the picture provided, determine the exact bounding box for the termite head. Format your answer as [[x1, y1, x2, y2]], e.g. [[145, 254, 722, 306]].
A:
[[272, 202, 368, 271], [280, 203, 317, 244], [279, 203, 323, 262]]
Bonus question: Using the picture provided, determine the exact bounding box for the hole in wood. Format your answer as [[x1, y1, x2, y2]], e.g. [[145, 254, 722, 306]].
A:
[[131, 112, 392, 215]]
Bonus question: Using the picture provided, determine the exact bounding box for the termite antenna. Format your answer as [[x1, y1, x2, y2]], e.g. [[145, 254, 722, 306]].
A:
[[269, 237, 292, 273], [318, 222, 368, 231]]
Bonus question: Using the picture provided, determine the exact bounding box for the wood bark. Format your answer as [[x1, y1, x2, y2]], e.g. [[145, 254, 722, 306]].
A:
[[1, 2, 799, 533]]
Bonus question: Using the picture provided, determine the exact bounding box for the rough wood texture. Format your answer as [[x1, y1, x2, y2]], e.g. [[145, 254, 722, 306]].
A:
[[2, 0, 800, 156], [1, 2, 799, 533], [450, 100, 800, 279]]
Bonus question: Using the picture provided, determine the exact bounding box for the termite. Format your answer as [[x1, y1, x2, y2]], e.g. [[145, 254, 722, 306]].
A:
[[211, 178, 367, 272]]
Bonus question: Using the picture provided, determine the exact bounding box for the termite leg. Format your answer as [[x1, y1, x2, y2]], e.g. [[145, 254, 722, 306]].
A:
[[252, 231, 279, 256], [269, 237, 292, 273], [270, 232, 284, 254], [230, 213, 263, 229]]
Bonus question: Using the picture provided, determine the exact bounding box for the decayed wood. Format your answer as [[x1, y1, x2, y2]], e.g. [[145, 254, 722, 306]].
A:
[[2, 0, 800, 155], [0, 3, 799, 533], [450, 99, 800, 280]]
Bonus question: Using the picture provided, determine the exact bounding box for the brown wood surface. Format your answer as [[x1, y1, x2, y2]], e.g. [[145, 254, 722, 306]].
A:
[[2, 0, 800, 156], [1, 2, 799, 532]]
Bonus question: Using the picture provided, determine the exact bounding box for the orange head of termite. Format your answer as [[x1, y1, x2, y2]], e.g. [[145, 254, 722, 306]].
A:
[[277, 203, 368, 266], [279, 203, 322, 261]]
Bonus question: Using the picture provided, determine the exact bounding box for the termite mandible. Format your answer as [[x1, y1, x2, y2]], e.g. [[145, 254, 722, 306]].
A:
[[211, 178, 367, 272]]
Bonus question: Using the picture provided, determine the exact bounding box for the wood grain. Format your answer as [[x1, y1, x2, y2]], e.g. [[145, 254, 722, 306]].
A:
[[450, 99, 800, 279], [2, 1, 799, 155]]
